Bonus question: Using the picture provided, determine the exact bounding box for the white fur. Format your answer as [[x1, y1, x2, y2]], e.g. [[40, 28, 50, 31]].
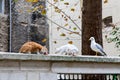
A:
[[55, 44, 79, 56]]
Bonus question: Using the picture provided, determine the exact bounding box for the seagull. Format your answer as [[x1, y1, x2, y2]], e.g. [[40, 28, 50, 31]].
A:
[[89, 37, 107, 56]]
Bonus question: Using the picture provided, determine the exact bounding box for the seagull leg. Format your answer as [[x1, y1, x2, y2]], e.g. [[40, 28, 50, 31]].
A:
[[95, 52, 97, 56]]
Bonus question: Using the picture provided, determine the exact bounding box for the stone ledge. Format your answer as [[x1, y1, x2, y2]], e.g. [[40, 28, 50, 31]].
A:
[[0, 52, 120, 63]]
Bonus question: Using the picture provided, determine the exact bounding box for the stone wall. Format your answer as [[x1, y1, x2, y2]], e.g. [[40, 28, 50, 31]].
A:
[[0, 13, 8, 51], [5, 0, 9, 15], [0, 60, 57, 80], [11, 0, 49, 52], [0, 52, 119, 80]]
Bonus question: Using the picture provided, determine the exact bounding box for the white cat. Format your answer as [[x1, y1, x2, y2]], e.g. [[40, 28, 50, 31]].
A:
[[55, 44, 79, 56]]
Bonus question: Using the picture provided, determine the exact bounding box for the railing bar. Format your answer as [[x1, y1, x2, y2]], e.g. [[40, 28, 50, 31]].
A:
[[60, 73, 62, 80], [68, 73, 70, 80], [64, 74, 66, 80], [77, 74, 79, 80], [109, 74, 111, 80], [116, 74, 117, 80], [58, 73, 60, 80], [72, 74, 74, 80]]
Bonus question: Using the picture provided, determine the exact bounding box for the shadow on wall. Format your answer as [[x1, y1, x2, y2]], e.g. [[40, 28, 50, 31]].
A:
[[11, 11, 49, 52], [30, 25, 46, 46]]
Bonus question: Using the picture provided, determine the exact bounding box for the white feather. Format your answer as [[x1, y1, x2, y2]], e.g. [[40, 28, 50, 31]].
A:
[[55, 44, 79, 56], [89, 37, 107, 56]]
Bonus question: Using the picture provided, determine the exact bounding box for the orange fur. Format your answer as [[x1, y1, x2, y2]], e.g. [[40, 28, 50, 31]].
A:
[[19, 41, 48, 54]]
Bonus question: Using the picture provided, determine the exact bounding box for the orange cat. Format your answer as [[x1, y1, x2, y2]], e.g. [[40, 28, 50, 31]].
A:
[[19, 41, 48, 55]]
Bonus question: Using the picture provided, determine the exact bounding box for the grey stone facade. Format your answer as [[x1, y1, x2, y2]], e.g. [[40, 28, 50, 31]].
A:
[[0, 14, 8, 51], [5, 0, 9, 15], [11, 1, 49, 52], [0, 0, 49, 52]]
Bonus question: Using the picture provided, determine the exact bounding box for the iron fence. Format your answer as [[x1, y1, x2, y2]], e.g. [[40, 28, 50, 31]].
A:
[[57, 73, 119, 80]]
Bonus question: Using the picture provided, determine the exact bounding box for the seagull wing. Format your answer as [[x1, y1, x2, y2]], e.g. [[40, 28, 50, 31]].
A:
[[95, 43, 107, 56]]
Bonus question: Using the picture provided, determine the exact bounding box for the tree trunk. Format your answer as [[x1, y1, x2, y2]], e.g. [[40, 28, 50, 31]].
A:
[[82, 0, 106, 79], [82, 0, 103, 56]]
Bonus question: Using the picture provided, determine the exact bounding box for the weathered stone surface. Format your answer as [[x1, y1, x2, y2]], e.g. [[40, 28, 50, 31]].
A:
[[0, 71, 27, 80], [39, 72, 57, 80], [27, 72, 39, 80], [0, 52, 120, 63], [0, 60, 19, 70], [4, 0, 10, 14], [0, 52, 119, 79], [21, 61, 50, 71], [52, 62, 120, 74], [11, 0, 32, 52], [0, 14, 8, 52], [11, 0, 49, 52]]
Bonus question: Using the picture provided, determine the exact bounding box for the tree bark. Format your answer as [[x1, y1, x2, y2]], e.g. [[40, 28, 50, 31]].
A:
[[82, 0, 103, 56], [82, 0, 106, 79]]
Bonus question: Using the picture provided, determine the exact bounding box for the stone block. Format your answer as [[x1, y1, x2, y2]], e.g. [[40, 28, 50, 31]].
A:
[[27, 72, 39, 80], [0, 71, 26, 80], [0, 61, 19, 70], [21, 61, 50, 71], [52, 62, 120, 74], [39, 72, 57, 80]]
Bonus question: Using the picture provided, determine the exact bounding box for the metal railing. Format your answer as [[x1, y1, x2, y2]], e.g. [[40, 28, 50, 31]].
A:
[[57, 73, 119, 80]]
